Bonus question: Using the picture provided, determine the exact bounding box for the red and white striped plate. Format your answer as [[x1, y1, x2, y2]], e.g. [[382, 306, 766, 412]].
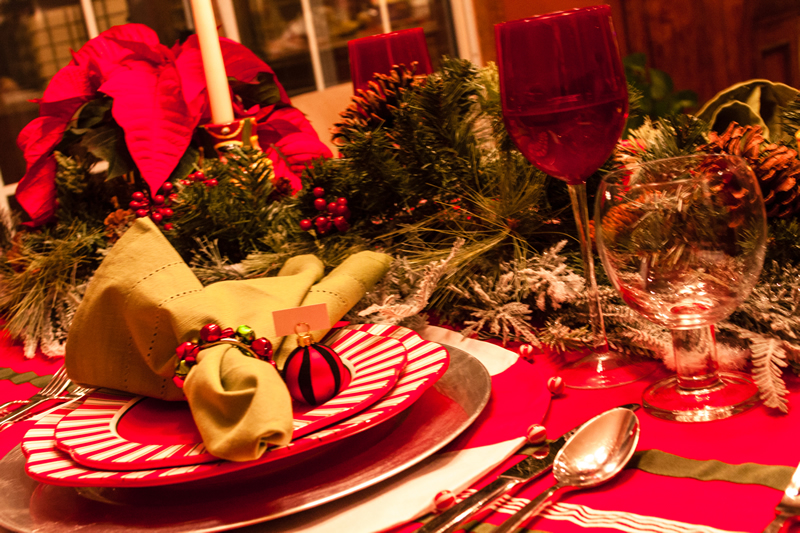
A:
[[50, 328, 407, 471], [21, 324, 450, 487]]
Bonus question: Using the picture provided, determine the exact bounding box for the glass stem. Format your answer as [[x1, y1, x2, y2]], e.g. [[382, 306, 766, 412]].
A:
[[671, 325, 723, 390], [567, 183, 608, 351]]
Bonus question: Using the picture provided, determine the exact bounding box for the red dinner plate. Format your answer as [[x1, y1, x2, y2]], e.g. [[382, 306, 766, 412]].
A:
[[51, 328, 407, 471], [21, 324, 450, 487]]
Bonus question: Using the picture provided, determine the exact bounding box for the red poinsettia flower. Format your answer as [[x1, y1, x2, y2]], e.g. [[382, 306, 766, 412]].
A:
[[16, 24, 330, 225]]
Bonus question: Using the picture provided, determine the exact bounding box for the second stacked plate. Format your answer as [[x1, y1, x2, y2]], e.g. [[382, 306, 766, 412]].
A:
[[21, 324, 450, 487]]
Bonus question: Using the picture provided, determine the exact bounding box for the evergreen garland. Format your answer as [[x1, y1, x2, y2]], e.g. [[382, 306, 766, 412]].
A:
[[7, 57, 800, 412]]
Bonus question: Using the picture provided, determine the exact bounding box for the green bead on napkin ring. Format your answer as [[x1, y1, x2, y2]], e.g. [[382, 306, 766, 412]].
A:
[[173, 323, 274, 388]]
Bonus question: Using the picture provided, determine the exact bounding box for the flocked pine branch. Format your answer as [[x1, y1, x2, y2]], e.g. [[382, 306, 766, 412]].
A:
[[514, 240, 584, 311], [189, 238, 246, 284], [728, 261, 800, 342], [747, 332, 789, 412], [445, 241, 587, 345], [358, 239, 464, 324], [453, 282, 539, 346], [719, 321, 792, 412]]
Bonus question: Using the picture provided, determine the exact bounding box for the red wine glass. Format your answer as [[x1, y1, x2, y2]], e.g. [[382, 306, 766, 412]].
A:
[[348, 27, 433, 93], [495, 5, 656, 388]]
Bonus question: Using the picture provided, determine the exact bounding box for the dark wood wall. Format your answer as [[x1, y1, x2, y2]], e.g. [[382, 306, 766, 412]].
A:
[[472, 0, 800, 108]]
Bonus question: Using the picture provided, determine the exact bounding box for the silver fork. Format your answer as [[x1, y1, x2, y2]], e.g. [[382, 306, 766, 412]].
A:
[[0, 366, 72, 426], [762, 460, 800, 532]]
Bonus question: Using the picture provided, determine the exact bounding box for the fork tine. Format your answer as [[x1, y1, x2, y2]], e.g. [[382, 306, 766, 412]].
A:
[[38, 367, 69, 396]]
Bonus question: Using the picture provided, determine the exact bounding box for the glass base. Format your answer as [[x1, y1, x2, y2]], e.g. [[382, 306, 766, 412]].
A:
[[560, 350, 658, 389], [642, 371, 759, 422]]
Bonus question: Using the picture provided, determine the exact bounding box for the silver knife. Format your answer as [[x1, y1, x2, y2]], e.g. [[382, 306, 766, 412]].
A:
[[418, 403, 641, 533], [762, 460, 800, 532]]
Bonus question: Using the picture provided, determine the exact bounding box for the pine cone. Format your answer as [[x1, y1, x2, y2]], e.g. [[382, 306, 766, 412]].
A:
[[331, 63, 421, 146], [703, 122, 800, 217], [104, 209, 135, 243]]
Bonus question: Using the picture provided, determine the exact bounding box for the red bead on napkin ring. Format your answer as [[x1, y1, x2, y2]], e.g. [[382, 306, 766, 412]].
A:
[[173, 323, 274, 388]]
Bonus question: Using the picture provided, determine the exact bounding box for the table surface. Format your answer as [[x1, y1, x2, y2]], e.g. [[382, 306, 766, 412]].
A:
[[0, 326, 797, 533]]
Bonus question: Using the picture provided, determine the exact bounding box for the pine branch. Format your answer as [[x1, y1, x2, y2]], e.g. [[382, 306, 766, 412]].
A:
[[780, 95, 800, 147], [622, 114, 709, 164], [538, 318, 594, 352]]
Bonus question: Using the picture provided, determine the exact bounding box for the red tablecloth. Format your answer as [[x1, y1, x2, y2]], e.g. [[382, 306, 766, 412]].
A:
[[396, 355, 800, 533], [0, 327, 796, 533]]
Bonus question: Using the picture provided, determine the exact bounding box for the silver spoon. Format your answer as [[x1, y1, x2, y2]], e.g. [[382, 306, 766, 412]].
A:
[[494, 407, 640, 533]]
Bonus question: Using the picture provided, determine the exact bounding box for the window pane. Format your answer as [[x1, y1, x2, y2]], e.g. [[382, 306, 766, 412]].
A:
[[93, 0, 133, 33], [0, 0, 89, 190], [125, 0, 192, 44], [390, 0, 457, 72], [317, 0, 458, 88], [236, 0, 457, 93], [233, 0, 317, 95]]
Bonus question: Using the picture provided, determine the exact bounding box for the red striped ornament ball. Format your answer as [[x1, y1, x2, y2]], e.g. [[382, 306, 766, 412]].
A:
[[282, 343, 353, 405]]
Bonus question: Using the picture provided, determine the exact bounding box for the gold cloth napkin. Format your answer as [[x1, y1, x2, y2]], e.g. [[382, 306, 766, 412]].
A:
[[65, 218, 391, 461]]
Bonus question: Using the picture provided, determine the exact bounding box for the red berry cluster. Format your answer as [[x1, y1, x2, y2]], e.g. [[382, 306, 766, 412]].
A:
[[180, 170, 218, 188], [129, 182, 176, 231], [173, 323, 274, 389], [299, 187, 351, 235]]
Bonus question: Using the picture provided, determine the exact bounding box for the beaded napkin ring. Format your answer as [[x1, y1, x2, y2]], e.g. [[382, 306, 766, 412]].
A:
[[173, 323, 274, 388]]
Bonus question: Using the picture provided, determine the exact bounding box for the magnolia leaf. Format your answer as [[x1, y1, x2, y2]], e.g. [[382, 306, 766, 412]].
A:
[[219, 38, 290, 104], [76, 96, 113, 130], [81, 123, 135, 180], [168, 145, 199, 182], [708, 101, 766, 135], [623, 52, 647, 70], [673, 89, 699, 110], [648, 68, 673, 101], [697, 79, 799, 140], [229, 72, 282, 109]]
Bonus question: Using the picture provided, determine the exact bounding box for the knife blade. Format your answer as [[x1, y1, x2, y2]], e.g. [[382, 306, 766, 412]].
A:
[[418, 403, 641, 533], [762, 460, 800, 532]]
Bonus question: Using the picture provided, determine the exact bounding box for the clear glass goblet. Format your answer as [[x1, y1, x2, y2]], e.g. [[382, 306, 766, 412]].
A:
[[595, 154, 767, 422]]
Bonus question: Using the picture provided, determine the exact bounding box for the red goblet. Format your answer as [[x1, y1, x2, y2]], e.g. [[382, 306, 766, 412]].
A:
[[348, 27, 433, 93], [496, 5, 656, 388]]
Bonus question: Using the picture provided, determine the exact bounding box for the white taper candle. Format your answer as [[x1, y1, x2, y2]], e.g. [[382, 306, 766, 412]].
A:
[[189, 0, 235, 124]]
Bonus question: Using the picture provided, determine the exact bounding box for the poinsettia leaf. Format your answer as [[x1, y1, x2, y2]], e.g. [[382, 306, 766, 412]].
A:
[[99, 59, 195, 194], [264, 147, 302, 194], [16, 96, 87, 225], [270, 131, 332, 171], [229, 72, 282, 109], [256, 106, 324, 144], [16, 158, 58, 225], [73, 24, 162, 81], [173, 38, 209, 118], [81, 123, 135, 180], [42, 63, 96, 103], [256, 105, 331, 189]]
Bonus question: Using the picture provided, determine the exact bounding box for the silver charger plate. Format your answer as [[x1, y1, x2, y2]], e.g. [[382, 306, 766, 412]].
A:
[[0, 345, 491, 532]]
